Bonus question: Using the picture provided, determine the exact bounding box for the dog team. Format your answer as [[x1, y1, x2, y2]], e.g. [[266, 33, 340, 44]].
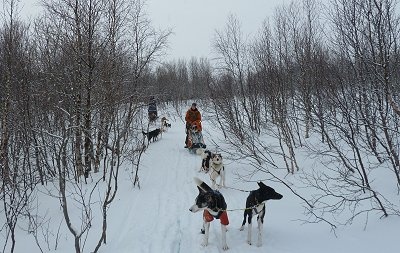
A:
[[184, 102, 283, 250], [144, 101, 283, 250], [191, 149, 283, 250]]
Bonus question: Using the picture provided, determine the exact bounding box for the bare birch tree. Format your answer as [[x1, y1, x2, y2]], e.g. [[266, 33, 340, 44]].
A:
[[0, 1, 40, 252]]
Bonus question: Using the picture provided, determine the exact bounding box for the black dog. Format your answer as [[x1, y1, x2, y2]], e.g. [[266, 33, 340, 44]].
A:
[[199, 150, 213, 172], [142, 128, 161, 143], [240, 182, 283, 247], [189, 177, 229, 250]]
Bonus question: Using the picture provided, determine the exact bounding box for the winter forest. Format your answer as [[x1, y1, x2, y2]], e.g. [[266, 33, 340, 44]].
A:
[[1, 0, 400, 252]]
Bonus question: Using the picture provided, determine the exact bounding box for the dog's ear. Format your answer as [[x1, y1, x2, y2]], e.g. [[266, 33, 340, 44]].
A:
[[194, 177, 203, 186], [200, 182, 213, 192], [194, 177, 212, 192], [257, 181, 267, 188], [194, 177, 206, 192], [197, 186, 205, 193]]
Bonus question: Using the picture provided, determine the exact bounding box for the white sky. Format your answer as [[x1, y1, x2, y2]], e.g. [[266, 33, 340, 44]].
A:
[[9, 0, 400, 60], [145, 0, 289, 60], [12, 0, 288, 60]]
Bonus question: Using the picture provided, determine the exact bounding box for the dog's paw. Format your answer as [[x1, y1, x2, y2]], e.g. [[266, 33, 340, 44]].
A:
[[201, 241, 208, 247], [257, 241, 262, 247], [239, 226, 245, 231], [247, 240, 252, 245], [222, 244, 229, 251]]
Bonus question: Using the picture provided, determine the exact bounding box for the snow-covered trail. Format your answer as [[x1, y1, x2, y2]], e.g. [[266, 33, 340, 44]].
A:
[[101, 117, 273, 253], [96, 112, 400, 253], [103, 119, 204, 252], [3, 107, 398, 253], [20, 107, 394, 253]]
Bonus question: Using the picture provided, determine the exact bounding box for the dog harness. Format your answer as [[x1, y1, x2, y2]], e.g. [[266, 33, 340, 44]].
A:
[[203, 210, 229, 225]]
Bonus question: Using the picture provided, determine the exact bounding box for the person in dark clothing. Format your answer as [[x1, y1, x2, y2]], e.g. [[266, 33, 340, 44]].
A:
[[185, 102, 201, 148], [148, 96, 157, 121]]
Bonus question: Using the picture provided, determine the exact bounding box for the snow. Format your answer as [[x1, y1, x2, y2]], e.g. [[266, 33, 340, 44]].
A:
[[2, 105, 399, 253]]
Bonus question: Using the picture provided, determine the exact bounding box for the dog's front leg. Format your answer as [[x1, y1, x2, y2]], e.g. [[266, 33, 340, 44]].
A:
[[221, 224, 229, 250], [211, 179, 216, 190], [239, 212, 246, 231], [247, 221, 252, 245], [202, 221, 210, 247], [199, 164, 205, 173], [257, 218, 263, 247], [220, 168, 226, 188]]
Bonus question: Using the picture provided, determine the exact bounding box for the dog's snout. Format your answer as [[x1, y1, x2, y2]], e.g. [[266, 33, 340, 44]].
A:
[[275, 193, 283, 199], [189, 204, 200, 213], [214, 156, 221, 162]]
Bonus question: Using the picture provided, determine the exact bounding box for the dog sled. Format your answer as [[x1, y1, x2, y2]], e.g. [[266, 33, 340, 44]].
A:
[[186, 121, 206, 154]]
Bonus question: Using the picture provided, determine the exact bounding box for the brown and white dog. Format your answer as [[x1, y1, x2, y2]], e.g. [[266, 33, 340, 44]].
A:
[[209, 153, 225, 189], [160, 117, 171, 132]]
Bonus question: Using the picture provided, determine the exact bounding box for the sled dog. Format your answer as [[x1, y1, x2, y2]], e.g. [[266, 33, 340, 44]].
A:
[[209, 153, 225, 189], [160, 117, 171, 132], [239, 182, 283, 247], [189, 177, 229, 250], [142, 128, 161, 143], [199, 150, 213, 173]]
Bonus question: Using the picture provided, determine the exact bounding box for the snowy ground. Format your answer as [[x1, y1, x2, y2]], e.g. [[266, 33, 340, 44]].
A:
[[101, 108, 399, 253], [3, 106, 399, 253]]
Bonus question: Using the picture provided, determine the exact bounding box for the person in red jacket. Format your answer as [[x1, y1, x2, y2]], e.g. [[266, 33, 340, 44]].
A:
[[185, 102, 201, 148]]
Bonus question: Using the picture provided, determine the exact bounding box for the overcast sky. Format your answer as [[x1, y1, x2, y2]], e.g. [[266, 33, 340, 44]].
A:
[[145, 0, 289, 60], [14, 0, 288, 60]]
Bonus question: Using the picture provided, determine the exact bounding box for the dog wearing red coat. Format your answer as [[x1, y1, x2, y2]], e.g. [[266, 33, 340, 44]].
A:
[[189, 177, 229, 250]]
